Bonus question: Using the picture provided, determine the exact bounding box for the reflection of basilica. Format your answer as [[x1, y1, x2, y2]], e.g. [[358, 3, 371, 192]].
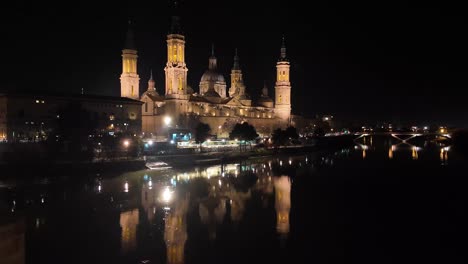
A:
[[199, 196, 226, 240], [0, 217, 25, 264], [120, 209, 139, 254], [141, 177, 158, 223], [274, 176, 291, 239], [164, 194, 189, 264]]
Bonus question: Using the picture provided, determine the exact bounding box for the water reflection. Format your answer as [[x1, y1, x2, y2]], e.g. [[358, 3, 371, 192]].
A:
[[274, 176, 291, 240], [165, 194, 188, 264], [440, 146, 449, 165], [0, 137, 463, 264], [0, 217, 25, 264], [120, 209, 139, 254]]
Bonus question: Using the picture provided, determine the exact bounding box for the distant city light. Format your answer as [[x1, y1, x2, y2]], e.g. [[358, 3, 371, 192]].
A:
[[148, 140, 153, 145], [123, 140, 130, 147]]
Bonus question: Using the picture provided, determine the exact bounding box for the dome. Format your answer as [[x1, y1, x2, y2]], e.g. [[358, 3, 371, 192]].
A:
[[201, 70, 225, 83], [204, 90, 221, 98]]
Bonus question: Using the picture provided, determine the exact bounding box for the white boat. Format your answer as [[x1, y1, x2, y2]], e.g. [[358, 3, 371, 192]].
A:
[[146, 161, 172, 170]]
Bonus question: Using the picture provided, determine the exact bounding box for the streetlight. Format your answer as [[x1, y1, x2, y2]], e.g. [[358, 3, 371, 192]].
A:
[[164, 116, 172, 127]]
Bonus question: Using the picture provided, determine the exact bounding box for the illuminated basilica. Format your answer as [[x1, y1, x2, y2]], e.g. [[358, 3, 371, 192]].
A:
[[120, 16, 292, 138]]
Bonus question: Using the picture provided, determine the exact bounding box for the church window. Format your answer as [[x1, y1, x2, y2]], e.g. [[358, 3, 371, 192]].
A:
[[177, 45, 183, 61], [173, 45, 178, 61], [178, 76, 183, 90]]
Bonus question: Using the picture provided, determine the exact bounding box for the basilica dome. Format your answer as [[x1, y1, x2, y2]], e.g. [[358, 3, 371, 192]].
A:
[[201, 70, 225, 83]]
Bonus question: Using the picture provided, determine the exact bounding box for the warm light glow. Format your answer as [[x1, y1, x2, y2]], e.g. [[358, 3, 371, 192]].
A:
[[124, 181, 129, 192], [164, 116, 172, 126], [412, 146, 419, 160], [123, 140, 130, 147], [162, 187, 173, 203]]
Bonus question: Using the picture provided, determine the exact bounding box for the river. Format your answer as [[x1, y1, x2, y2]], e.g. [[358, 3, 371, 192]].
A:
[[0, 135, 466, 263]]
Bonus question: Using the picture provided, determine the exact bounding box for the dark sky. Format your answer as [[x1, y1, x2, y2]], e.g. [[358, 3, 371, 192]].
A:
[[2, 1, 467, 127]]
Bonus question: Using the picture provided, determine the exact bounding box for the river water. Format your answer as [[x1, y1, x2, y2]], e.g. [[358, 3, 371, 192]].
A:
[[1, 135, 466, 263]]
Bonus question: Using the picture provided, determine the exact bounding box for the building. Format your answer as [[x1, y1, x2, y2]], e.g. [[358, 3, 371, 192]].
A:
[[0, 92, 142, 142], [122, 15, 292, 138]]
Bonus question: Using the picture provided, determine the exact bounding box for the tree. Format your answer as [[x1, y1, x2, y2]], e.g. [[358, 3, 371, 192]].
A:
[[272, 128, 287, 146], [195, 122, 211, 144], [285, 126, 299, 140], [229, 122, 259, 151], [229, 122, 259, 141]]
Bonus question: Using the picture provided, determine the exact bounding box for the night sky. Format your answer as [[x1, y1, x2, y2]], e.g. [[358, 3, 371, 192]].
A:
[[2, 1, 467, 127]]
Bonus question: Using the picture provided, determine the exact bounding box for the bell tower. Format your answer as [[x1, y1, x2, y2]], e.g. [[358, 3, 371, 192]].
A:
[[274, 36, 291, 123], [164, 15, 188, 99], [120, 21, 140, 100]]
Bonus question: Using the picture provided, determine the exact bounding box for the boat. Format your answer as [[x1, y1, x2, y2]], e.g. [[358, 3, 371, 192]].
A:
[[145, 161, 172, 170]]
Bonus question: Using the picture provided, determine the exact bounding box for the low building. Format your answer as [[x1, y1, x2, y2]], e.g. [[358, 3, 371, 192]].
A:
[[0, 92, 142, 142]]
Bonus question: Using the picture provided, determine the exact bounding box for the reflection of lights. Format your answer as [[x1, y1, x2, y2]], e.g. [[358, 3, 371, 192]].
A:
[[148, 179, 153, 189], [218, 180, 222, 186], [440, 147, 449, 163], [288, 159, 292, 165], [124, 181, 129, 192], [412, 146, 419, 160], [280, 160, 283, 166], [362, 149, 366, 159], [162, 187, 173, 203], [98, 184, 102, 192], [41, 197, 44, 204]]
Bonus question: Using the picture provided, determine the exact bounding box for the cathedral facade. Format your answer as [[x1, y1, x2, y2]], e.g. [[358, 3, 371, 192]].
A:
[[120, 16, 292, 138]]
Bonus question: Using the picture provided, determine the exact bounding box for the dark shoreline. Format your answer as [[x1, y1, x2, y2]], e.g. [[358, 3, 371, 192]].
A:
[[0, 135, 356, 179]]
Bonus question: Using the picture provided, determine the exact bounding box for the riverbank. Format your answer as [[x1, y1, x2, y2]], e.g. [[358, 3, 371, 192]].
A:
[[151, 137, 354, 168], [0, 159, 147, 179], [0, 135, 355, 178]]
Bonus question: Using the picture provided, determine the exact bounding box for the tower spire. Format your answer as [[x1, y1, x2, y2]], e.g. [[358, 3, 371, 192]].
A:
[[233, 48, 240, 70], [169, 1, 183, 35], [279, 35, 287, 61], [124, 20, 135, 50], [208, 44, 217, 70], [147, 69, 156, 92]]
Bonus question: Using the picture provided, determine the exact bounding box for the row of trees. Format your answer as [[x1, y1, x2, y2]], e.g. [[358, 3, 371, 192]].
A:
[[194, 121, 302, 147], [194, 122, 259, 144]]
